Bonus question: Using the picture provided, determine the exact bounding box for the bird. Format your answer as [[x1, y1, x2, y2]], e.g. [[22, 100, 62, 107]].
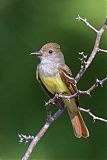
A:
[[31, 42, 89, 138]]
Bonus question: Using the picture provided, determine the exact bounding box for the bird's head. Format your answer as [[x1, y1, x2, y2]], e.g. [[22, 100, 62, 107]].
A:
[[31, 43, 65, 63]]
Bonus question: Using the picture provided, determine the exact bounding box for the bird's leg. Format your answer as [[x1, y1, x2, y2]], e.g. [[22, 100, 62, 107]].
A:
[[54, 96, 65, 110], [46, 108, 53, 123], [45, 94, 64, 122]]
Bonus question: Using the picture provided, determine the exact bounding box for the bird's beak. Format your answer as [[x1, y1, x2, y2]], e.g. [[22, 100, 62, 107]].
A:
[[30, 51, 43, 56]]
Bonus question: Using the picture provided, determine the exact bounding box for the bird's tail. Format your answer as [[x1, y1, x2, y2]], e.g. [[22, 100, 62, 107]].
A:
[[68, 108, 89, 138]]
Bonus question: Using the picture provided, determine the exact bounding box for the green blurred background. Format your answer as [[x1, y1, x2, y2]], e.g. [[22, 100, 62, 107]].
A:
[[0, 0, 107, 159]]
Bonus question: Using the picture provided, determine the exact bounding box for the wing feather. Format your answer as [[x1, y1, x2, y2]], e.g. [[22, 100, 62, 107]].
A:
[[58, 64, 79, 105]]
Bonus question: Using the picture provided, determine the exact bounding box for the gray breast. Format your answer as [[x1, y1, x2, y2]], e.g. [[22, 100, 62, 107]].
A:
[[38, 63, 59, 77]]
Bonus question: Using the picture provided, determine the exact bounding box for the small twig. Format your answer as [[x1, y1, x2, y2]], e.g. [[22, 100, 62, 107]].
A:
[[18, 134, 34, 144], [45, 95, 58, 106], [79, 107, 107, 123], [78, 52, 88, 69], [76, 15, 98, 33], [22, 108, 65, 160], [98, 48, 107, 53], [75, 15, 107, 83]]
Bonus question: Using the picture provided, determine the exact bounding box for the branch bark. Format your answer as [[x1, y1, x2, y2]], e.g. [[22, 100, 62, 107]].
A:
[[98, 48, 107, 53], [76, 15, 98, 33]]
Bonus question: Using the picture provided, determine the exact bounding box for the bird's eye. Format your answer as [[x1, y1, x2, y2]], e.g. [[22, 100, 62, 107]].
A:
[[49, 50, 53, 54]]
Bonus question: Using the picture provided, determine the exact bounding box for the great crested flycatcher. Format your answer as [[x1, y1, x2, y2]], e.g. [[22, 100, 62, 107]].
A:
[[31, 43, 89, 138]]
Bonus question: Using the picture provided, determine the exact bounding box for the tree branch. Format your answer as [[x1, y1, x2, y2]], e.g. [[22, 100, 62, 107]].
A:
[[21, 76, 107, 160], [59, 77, 107, 99], [75, 15, 107, 83], [19, 106, 107, 145], [79, 107, 107, 123], [22, 108, 65, 160], [76, 15, 98, 33]]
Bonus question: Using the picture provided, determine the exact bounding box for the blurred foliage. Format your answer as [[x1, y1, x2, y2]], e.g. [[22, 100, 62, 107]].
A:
[[0, 0, 107, 159]]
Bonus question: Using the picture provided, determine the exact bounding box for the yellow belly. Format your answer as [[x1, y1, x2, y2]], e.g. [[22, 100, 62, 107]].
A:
[[41, 73, 70, 94], [41, 73, 78, 112]]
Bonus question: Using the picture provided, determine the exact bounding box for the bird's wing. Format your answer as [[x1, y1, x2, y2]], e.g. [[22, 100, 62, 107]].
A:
[[58, 64, 79, 104]]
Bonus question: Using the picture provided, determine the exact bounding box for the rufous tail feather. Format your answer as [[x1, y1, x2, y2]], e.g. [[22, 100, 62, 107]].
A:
[[68, 109, 89, 138]]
